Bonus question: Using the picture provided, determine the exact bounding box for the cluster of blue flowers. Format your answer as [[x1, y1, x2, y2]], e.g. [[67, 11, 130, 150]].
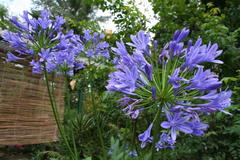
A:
[[3, 10, 109, 75], [83, 29, 110, 59], [106, 28, 232, 150]]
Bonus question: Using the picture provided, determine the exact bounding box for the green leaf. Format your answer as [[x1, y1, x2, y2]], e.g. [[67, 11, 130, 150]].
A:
[[221, 77, 238, 84]]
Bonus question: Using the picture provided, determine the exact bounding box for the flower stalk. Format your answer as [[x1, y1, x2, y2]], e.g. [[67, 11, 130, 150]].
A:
[[43, 65, 79, 160], [88, 59, 106, 158]]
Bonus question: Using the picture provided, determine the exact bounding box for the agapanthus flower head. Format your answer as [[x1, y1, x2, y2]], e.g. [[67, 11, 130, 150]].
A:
[[4, 10, 110, 75], [3, 10, 85, 75], [106, 28, 232, 150], [81, 29, 110, 58]]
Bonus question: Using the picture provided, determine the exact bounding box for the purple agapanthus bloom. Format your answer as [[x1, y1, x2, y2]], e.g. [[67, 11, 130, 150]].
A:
[[168, 67, 188, 88], [108, 144, 115, 155], [122, 99, 142, 119], [106, 28, 232, 150], [112, 41, 129, 56], [117, 97, 138, 106], [182, 38, 223, 69], [161, 111, 192, 141], [127, 31, 151, 57], [83, 29, 92, 41], [106, 64, 138, 95], [81, 29, 110, 58], [144, 63, 153, 81], [138, 123, 153, 148], [198, 90, 232, 114], [173, 28, 190, 43], [133, 50, 149, 69], [152, 86, 157, 101], [6, 52, 25, 62], [74, 62, 84, 70], [187, 120, 208, 136], [129, 109, 142, 119], [185, 66, 222, 92], [169, 41, 184, 57], [30, 60, 43, 74], [160, 28, 189, 59], [39, 49, 51, 62], [159, 44, 170, 63], [155, 132, 175, 151]]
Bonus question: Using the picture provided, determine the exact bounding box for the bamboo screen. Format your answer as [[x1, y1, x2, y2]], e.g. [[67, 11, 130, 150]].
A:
[[0, 43, 64, 145]]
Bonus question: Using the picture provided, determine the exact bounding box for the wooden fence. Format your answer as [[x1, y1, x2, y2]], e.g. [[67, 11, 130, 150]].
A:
[[0, 40, 64, 145]]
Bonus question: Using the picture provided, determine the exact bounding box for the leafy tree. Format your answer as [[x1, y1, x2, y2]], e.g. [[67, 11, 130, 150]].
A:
[[150, 0, 240, 77], [98, 0, 148, 45], [201, 0, 240, 31], [0, 4, 12, 30], [32, 0, 104, 33], [33, 0, 93, 21]]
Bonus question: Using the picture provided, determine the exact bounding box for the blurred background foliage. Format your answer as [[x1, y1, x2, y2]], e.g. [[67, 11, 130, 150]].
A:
[[0, 0, 239, 159]]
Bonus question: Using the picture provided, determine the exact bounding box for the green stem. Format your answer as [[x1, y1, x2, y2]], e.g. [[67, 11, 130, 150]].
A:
[[138, 85, 152, 94], [77, 85, 84, 113], [131, 119, 137, 151], [88, 59, 106, 158], [151, 103, 162, 160], [43, 65, 78, 160], [64, 75, 71, 122], [65, 75, 71, 108], [153, 75, 161, 93]]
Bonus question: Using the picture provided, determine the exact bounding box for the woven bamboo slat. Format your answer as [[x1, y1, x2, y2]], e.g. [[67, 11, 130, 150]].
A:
[[0, 47, 64, 145]]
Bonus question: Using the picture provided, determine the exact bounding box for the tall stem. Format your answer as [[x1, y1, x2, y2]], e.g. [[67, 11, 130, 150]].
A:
[[151, 104, 162, 160], [131, 119, 138, 153], [65, 75, 71, 109], [43, 65, 77, 159], [88, 59, 106, 158], [64, 75, 71, 123]]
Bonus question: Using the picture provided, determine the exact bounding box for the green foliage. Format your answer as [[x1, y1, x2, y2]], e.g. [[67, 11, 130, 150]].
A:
[[201, 0, 240, 31], [0, 4, 8, 29], [150, 0, 240, 77], [60, 59, 125, 159], [33, 0, 93, 21], [31, 151, 64, 160], [33, 0, 103, 33], [68, 63, 113, 112], [99, 0, 148, 44], [66, 18, 101, 34], [0, 4, 15, 30], [104, 138, 151, 160], [62, 91, 124, 159]]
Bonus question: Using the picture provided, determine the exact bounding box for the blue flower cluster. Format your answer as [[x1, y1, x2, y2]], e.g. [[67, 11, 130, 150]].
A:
[[3, 10, 109, 75], [83, 29, 110, 58], [106, 28, 232, 150]]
